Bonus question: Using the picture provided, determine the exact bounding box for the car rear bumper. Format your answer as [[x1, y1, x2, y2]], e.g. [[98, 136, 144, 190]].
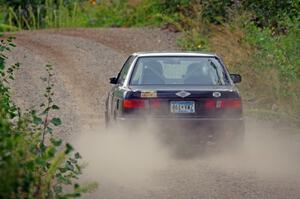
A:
[[114, 116, 245, 146], [115, 116, 244, 133]]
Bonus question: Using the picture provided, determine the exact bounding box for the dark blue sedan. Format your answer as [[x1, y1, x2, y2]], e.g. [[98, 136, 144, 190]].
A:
[[105, 52, 244, 146]]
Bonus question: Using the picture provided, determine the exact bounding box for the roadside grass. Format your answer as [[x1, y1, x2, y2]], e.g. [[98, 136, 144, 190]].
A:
[[1, 0, 91, 30], [175, 4, 210, 51], [207, 22, 300, 123], [0, 7, 18, 32], [87, 0, 164, 27], [44, 0, 87, 28], [0, 0, 165, 30]]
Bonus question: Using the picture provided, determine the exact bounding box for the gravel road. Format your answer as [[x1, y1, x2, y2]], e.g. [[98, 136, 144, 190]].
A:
[[7, 28, 300, 199]]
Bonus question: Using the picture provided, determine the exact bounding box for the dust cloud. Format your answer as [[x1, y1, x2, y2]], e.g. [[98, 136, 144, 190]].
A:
[[206, 119, 300, 179], [73, 123, 171, 188], [73, 119, 300, 192]]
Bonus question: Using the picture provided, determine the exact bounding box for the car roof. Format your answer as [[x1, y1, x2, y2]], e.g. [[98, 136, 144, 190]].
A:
[[132, 51, 218, 57]]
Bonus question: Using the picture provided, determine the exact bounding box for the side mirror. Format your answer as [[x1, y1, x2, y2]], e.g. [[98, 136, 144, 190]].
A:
[[109, 77, 118, 84], [230, 74, 242, 84]]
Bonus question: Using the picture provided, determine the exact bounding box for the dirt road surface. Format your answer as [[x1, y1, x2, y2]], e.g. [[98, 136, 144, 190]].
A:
[[8, 28, 300, 199]]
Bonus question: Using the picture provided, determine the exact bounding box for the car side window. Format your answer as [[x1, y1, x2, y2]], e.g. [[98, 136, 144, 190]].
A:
[[118, 56, 135, 84]]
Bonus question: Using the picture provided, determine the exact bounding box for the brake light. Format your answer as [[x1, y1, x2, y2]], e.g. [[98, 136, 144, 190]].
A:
[[123, 99, 161, 109], [204, 99, 241, 109], [222, 99, 241, 108], [204, 99, 216, 109], [149, 99, 160, 108], [123, 99, 145, 109]]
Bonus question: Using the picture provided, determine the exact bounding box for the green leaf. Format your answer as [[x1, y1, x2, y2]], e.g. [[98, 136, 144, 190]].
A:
[[58, 176, 71, 185], [26, 161, 35, 170], [52, 105, 60, 110], [62, 177, 71, 185], [59, 167, 68, 173], [47, 147, 56, 158], [75, 152, 82, 159], [74, 183, 80, 189], [65, 143, 73, 154], [35, 157, 46, 166], [9, 43, 16, 47], [50, 118, 62, 126], [54, 185, 62, 193], [50, 138, 62, 146], [43, 107, 51, 114], [69, 158, 77, 164], [8, 36, 15, 42], [47, 127, 53, 134], [33, 117, 43, 125], [66, 161, 74, 171]]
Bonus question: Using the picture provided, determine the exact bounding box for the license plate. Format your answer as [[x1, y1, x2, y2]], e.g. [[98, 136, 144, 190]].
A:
[[170, 101, 195, 113]]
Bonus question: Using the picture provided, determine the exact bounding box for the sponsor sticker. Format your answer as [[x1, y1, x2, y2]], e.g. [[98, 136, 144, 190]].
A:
[[141, 91, 157, 98], [213, 92, 221, 98], [176, 90, 191, 98]]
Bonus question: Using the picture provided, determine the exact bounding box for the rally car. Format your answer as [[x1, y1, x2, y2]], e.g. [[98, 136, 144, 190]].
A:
[[105, 52, 244, 145]]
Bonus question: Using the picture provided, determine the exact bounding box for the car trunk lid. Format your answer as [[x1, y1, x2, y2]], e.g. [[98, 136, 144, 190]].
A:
[[124, 85, 242, 118]]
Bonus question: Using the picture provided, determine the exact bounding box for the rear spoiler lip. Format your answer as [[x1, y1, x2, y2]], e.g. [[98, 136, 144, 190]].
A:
[[116, 116, 244, 121], [128, 85, 235, 92]]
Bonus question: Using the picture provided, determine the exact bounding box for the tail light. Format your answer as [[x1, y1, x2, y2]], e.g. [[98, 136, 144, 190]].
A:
[[149, 99, 161, 108], [123, 99, 161, 109], [222, 99, 241, 108], [204, 99, 241, 109], [204, 99, 216, 109], [123, 99, 145, 109]]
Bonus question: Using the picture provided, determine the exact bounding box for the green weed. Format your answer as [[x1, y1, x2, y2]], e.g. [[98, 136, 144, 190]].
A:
[[45, 0, 88, 28], [2, 0, 89, 29], [88, 0, 164, 27]]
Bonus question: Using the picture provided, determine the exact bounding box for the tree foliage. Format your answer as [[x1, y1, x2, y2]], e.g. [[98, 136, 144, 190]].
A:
[[243, 0, 300, 30]]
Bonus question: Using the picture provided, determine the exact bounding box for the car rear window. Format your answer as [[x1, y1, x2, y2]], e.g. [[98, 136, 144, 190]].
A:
[[130, 56, 230, 85]]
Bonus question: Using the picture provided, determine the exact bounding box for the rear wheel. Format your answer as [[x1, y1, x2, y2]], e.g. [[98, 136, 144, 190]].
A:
[[162, 127, 209, 158], [229, 128, 245, 151], [104, 111, 110, 129], [217, 125, 245, 153]]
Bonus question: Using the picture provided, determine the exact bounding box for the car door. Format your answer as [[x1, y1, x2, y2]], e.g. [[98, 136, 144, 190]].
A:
[[109, 55, 135, 119]]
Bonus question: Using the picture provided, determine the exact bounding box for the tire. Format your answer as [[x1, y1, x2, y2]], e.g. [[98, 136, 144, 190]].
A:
[[169, 130, 207, 158], [104, 111, 110, 129], [231, 128, 245, 151], [222, 127, 245, 153]]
